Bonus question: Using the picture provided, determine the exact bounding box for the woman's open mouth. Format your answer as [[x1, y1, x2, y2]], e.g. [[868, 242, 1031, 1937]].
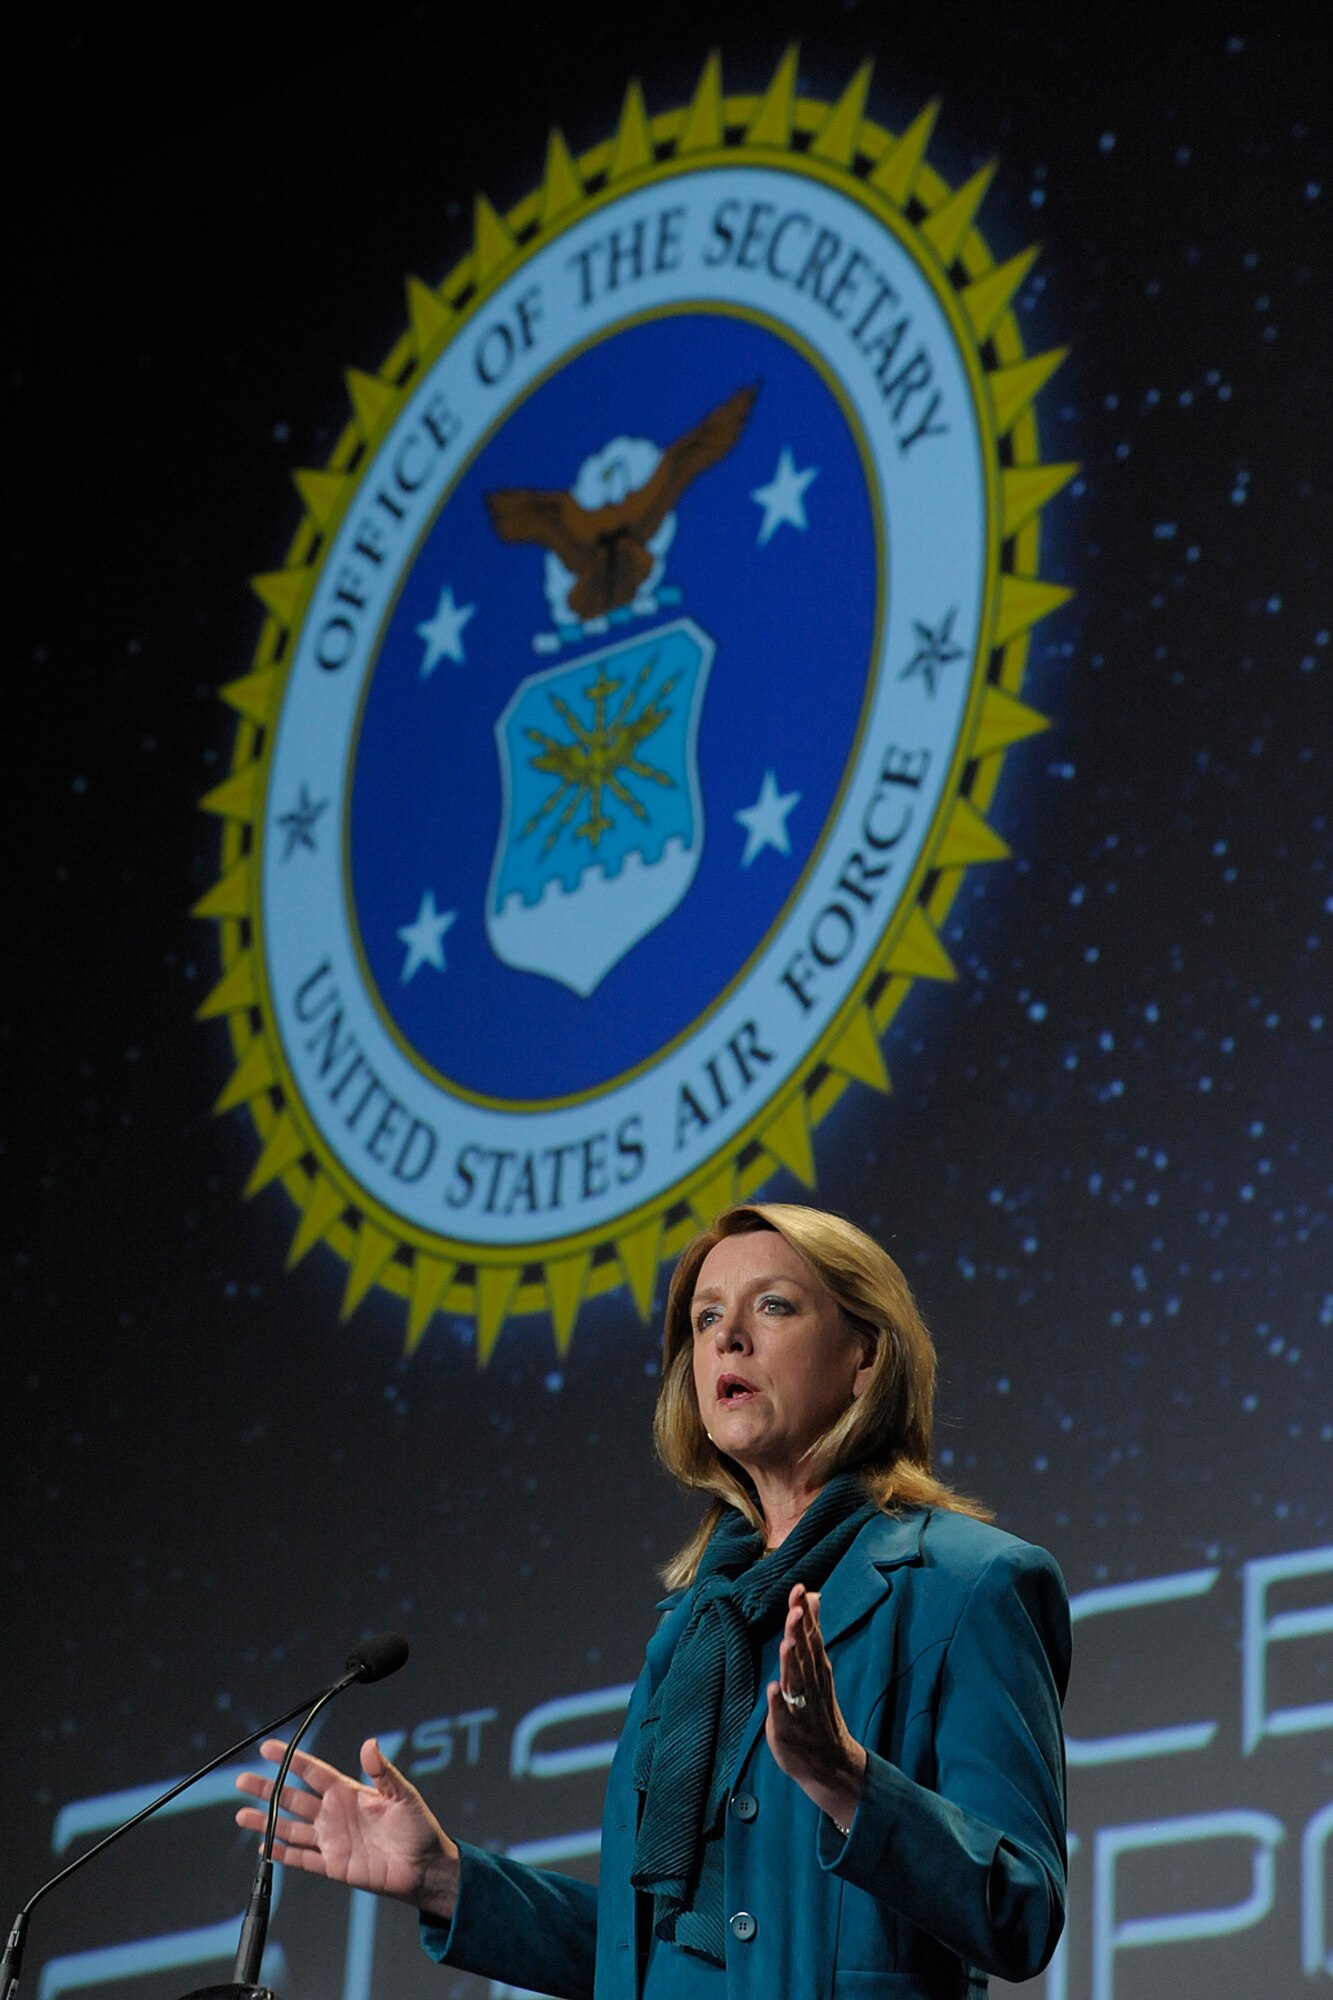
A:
[[717, 1375, 759, 1403]]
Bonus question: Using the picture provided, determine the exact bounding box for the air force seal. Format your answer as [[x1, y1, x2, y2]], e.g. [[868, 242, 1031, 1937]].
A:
[[197, 52, 1074, 1358]]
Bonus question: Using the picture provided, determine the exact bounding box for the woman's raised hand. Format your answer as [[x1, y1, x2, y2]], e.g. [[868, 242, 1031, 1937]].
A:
[[234, 1737, 460, 1921], [766, 1583, 867, 1836]]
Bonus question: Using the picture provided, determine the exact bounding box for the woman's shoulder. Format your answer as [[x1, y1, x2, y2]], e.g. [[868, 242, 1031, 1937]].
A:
[[823, 1508, 1068, 1681], [864, 1503, 1065, 1592]]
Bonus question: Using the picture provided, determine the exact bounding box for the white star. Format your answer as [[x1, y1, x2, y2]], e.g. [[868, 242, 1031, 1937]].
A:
[[397, 890, 457, 981], [416, 585, 476, 676], [751, 448, 818, 548], [735, 770, 802, 867]]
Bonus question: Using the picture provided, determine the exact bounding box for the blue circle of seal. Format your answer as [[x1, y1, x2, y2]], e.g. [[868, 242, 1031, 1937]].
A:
[[348, 310, 876, 1102]]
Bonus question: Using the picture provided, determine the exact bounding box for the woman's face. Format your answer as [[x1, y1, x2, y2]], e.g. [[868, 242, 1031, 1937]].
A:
[[689, 1229, 873, 1484]]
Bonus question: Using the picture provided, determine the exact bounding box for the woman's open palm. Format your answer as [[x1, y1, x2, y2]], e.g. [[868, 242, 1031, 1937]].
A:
[[235, 1736, 459, 1916]]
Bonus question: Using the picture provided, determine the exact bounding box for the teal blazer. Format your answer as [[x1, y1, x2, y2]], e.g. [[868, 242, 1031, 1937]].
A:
[[424, 1508, 1070, 1998]]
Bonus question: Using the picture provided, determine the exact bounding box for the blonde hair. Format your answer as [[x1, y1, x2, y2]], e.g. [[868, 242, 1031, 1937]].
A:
[[655, 1203, 990, 1586]]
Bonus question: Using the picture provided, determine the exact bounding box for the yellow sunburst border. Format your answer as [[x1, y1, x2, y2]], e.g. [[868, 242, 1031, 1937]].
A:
[[194, 48, 1076, 1363]]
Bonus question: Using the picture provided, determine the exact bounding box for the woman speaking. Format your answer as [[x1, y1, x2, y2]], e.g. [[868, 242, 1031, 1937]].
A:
[[236, 1203, 1070, 1996]]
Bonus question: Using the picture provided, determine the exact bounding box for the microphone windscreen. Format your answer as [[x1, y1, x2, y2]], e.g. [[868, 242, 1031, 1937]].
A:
[[345, 1631, 410, 1684]]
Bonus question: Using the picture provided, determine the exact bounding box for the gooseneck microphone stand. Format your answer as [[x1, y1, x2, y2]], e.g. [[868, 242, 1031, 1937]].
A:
[[177, 1678, 352, 2000], [183, 1638, 407, 2000]]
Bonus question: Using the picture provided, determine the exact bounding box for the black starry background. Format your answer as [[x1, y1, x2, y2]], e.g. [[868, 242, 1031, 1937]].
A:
[[4, 7, 1329, 1999]]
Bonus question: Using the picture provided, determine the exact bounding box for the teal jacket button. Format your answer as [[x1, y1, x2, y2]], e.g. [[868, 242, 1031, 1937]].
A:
[[730, 1792, 758, 1822], [729, 1912, 757, 1943]]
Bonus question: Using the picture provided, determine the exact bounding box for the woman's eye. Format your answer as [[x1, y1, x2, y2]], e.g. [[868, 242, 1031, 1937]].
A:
[[759, 1295, 793, 1314]]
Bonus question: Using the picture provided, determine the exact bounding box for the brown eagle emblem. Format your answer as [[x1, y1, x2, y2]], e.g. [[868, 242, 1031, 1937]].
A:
[[484, 383, 758, 621]]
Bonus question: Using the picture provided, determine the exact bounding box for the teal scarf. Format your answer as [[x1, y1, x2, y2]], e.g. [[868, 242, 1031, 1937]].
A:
[[630, 1474, 875, 1964]]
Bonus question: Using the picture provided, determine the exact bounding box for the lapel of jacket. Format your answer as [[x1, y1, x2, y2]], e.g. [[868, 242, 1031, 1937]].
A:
[[727, 1507, 930, 1783], [817, 1506, 928, 1644]]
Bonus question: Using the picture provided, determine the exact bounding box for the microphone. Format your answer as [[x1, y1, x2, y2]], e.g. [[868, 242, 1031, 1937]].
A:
[[345, 1630, 409, 1684], [222, 1631, 411, 1996], [0, 1632, 409, 2000]]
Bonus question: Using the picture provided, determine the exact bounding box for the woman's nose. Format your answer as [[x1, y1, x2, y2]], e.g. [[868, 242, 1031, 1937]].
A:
[[713, 1307, 750, 1351]]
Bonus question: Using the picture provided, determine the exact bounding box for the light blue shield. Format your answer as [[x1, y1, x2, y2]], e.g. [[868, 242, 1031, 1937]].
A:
[[487, 618, 714, 996]]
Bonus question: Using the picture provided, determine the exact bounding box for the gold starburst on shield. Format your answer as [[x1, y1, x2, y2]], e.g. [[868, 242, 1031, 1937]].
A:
[[521, 657, 680, 853]]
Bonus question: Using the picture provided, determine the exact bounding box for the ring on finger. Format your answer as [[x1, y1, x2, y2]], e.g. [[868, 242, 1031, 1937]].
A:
[[782, 1689, 807, 1712]]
